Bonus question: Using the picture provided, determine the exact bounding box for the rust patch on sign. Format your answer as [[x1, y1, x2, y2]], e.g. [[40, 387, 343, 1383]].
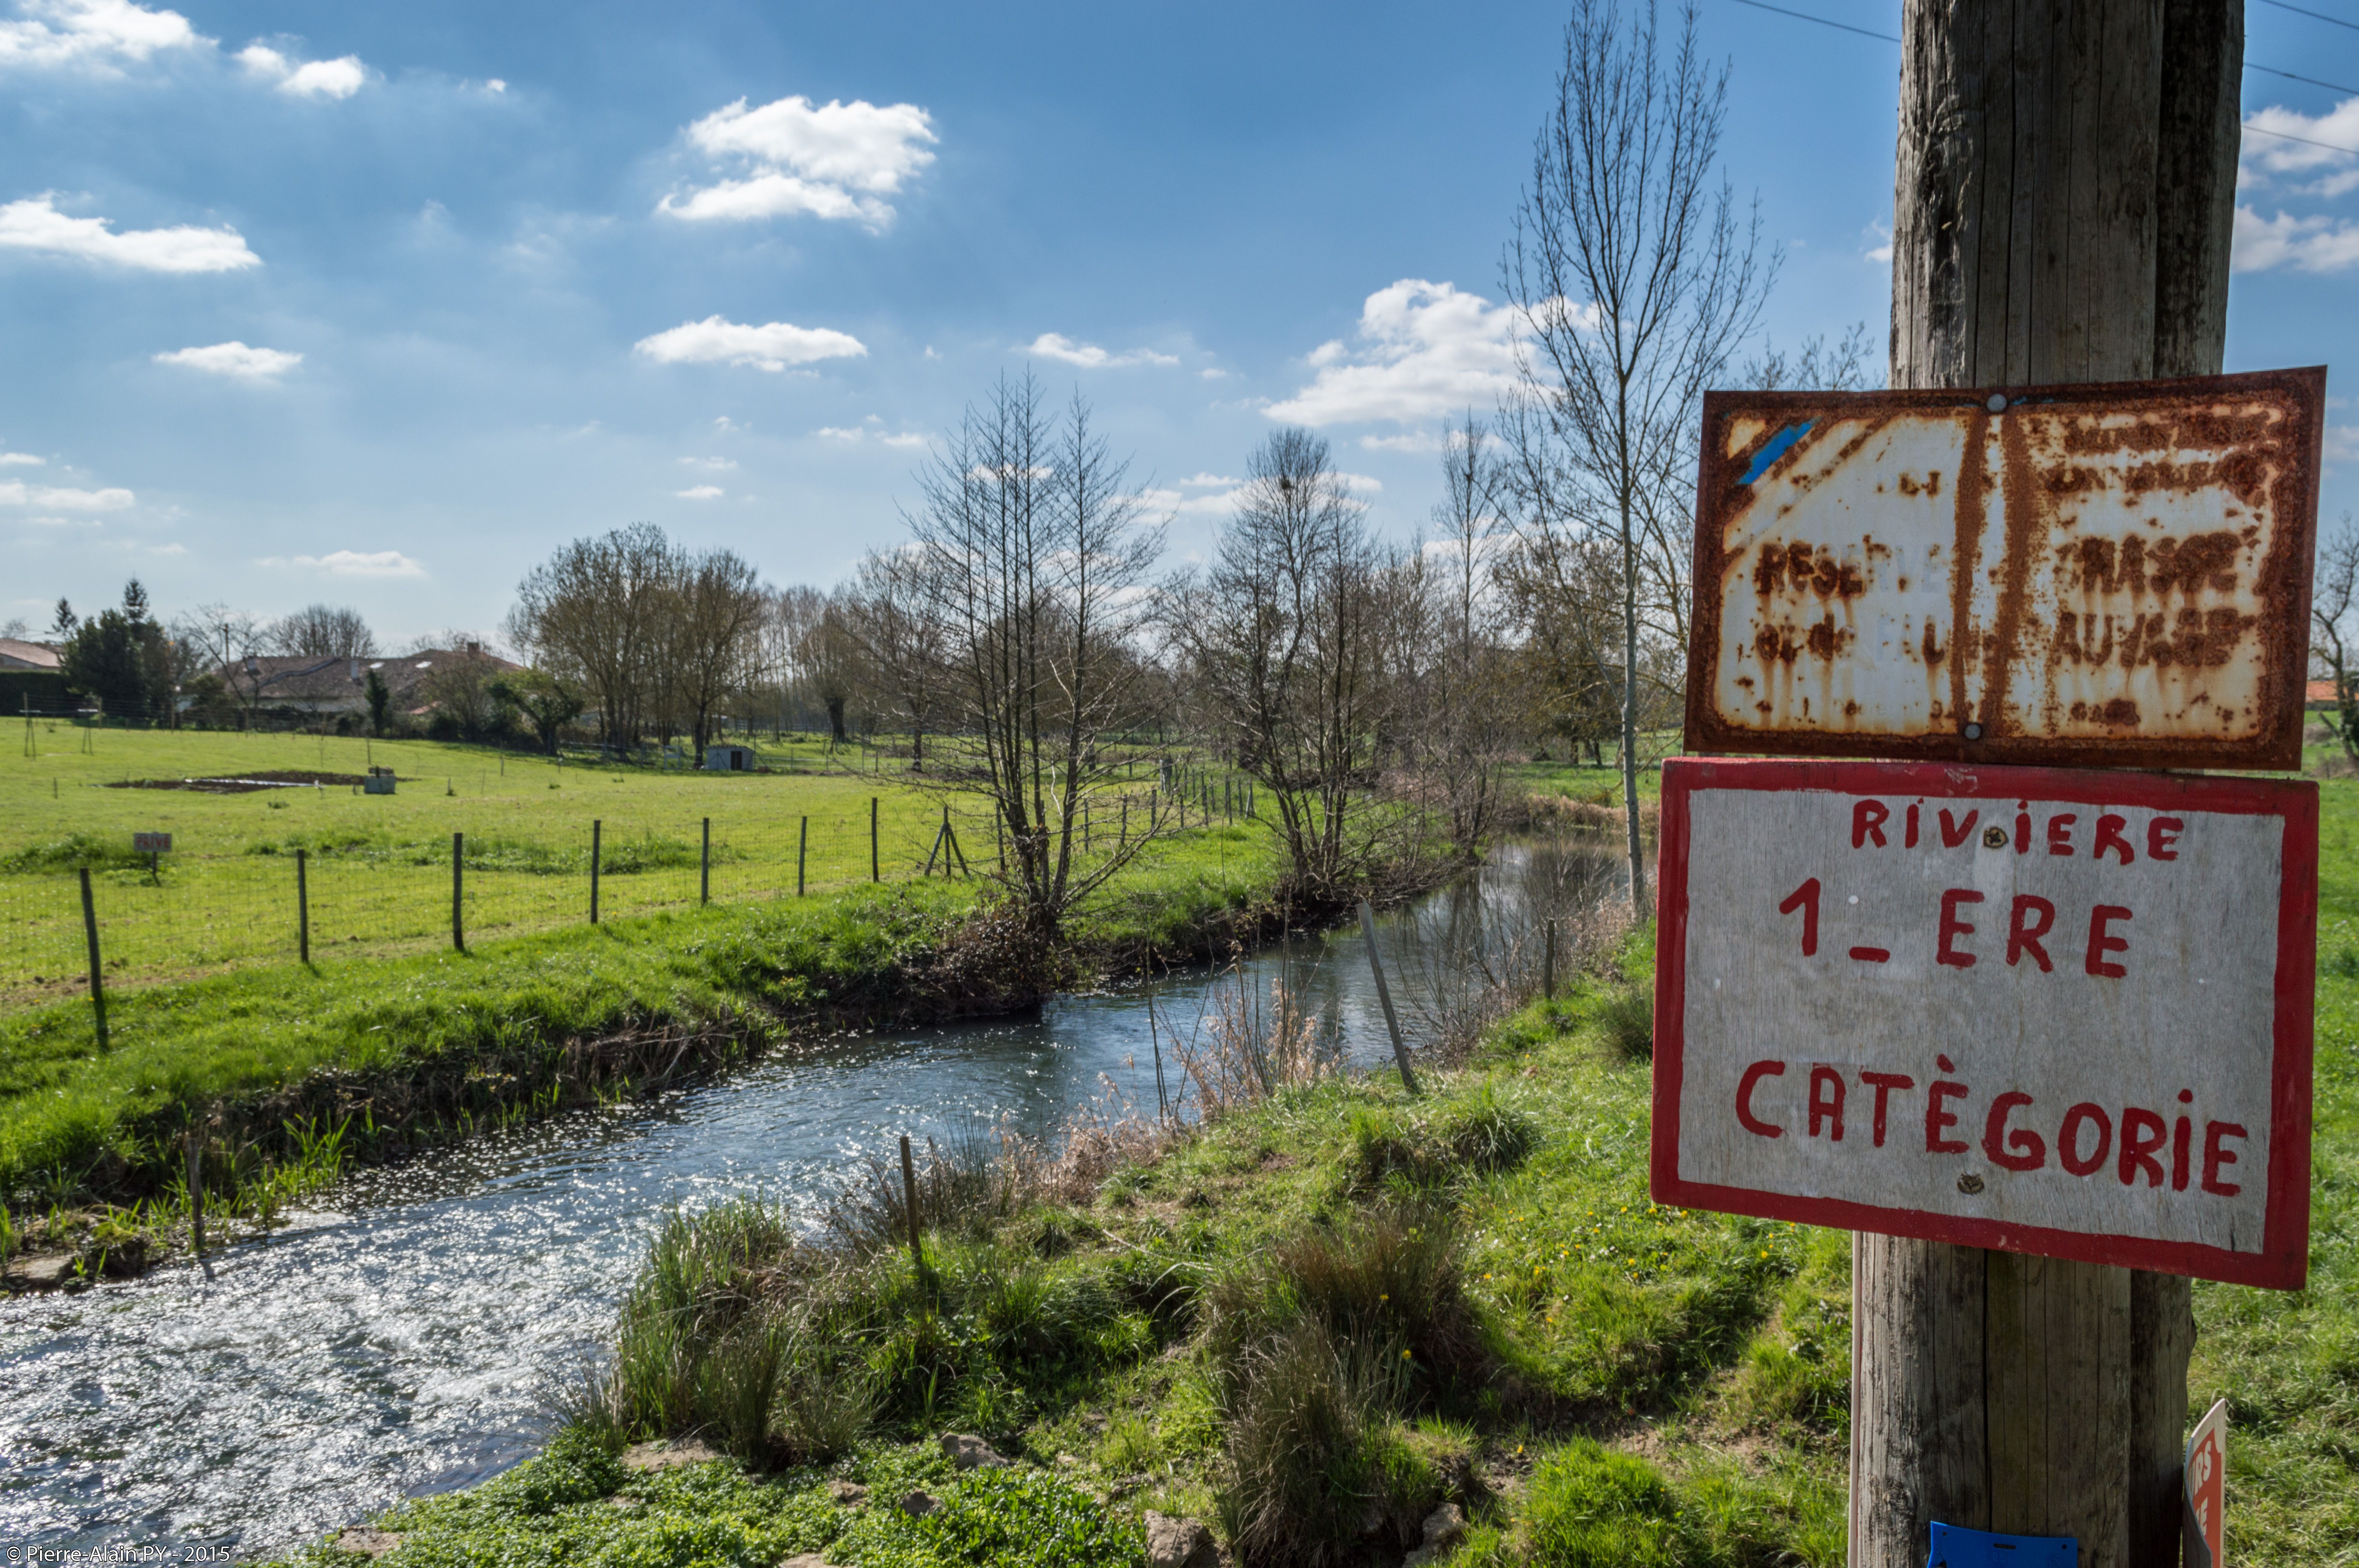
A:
[[1685, 368, 2326, 769]]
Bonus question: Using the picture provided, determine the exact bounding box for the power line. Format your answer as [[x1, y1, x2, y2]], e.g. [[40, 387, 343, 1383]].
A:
[[1711, 0, 2359, 153], [1722, 0, 1899, 43], [2257, 0, 2359, 34], [2249, 62, 2359, 96], [2244, 121, 2359, 157]]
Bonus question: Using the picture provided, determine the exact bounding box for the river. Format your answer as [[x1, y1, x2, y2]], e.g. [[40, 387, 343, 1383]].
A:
[[1, 841, 1613, 1557]]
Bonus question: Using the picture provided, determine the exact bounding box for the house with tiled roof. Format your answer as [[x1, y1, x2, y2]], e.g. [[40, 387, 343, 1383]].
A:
[[210, 644, 523, 715], [0, 637, 68, 713]]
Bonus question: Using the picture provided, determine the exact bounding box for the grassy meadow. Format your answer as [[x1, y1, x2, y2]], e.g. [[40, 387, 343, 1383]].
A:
[[0, 723, 1280, 1225], [0, 724, 1218, 1007]]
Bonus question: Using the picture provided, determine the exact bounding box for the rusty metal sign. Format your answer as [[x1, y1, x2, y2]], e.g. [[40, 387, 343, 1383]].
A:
[[1653, 757, 2316, 1289], [1685, 368, 2326, 769]]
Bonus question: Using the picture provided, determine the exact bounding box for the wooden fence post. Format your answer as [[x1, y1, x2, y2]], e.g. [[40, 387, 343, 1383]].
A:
[[899, 1133, 927, 1279], [186, 1127, 205, 1258], [871, 797, 880, 882], [451, 832, 465, 953], [1852, 5, 2240, 1562], [296, 847, 310, 965], [700, 817, 711, 905], [797, 815, 808, 897], [78, 866, 107, 1050], [1357, 898, 1418, 1096], [590, 819, 602, 924]]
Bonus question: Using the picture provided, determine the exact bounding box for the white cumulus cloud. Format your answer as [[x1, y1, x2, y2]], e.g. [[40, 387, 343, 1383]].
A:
[[260, 549, 424, 577], [2243, 99, 2359, 181], [1023, 332, 1177, 369], [1265, 279, 1521, 426], [676, 485, 724, 500], [0, 451, 43, 465], [0, 479, 133, 508], [2233, 205, 2359, 274], [661, 95, 936, 229], [0, 193, 259, 272], [1180, 472, 1238, 488], [634, 316, 867, 372], [0, 0, 202, 71], [237, 42, 365, 98], [815, 425, 925, 448], [153, 341, 301, 378]]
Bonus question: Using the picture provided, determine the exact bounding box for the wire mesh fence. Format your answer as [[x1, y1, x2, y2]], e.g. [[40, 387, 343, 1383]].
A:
[[0, 775, 1255, 1012], [0, 795, 1001, 1007]]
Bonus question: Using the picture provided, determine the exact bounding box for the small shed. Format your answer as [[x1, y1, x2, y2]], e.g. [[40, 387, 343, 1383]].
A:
[[704, 744, 756, 772]]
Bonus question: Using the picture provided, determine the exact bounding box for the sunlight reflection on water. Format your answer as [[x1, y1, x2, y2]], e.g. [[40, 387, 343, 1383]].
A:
[[2, 844, 1598, 1555]]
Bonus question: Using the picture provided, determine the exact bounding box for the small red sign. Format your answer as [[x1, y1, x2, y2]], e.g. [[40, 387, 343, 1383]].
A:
[[1652, 757, 2315, 1289], [132, 832, 172, 854], [2183, 1397, 2228, 1567]]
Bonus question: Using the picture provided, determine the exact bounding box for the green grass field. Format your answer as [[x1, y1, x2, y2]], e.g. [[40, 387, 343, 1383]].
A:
[[0, 724, 1280, 1219], [0, 726, 1205, 1008], [393, 778, 2359, 1568]]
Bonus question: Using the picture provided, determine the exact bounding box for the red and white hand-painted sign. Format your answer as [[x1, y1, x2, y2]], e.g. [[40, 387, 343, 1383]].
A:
[[1651, 757, 2316, 1288]]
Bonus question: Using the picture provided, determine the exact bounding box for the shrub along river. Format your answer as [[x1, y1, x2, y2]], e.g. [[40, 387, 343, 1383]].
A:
[[1, 842, 1614, 1557]]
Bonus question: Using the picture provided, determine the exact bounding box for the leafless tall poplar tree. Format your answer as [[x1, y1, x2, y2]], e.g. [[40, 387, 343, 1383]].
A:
[[1504, 0, 1770, 917]]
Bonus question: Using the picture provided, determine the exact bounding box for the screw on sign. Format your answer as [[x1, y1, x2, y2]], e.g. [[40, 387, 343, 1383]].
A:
[[1652, 759, 2315, 1290]]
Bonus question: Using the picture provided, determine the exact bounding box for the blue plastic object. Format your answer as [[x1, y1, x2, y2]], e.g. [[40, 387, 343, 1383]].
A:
[[1926, 1522, 2079, 1567]]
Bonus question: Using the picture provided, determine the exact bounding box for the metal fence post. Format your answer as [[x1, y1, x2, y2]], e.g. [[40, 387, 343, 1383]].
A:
[[79, 866, 108, 1051], [451, 832, 465, 953], [870, 797, 879, 882], [797, 815, 808, 896], [590, 819, 602, 924], [296, 847, 310, 965], [700, 817, 711, 905]]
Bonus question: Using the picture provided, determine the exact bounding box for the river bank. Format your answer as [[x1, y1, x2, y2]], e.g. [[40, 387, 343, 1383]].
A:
[[0, 813, 1346, 1289], [273, 938, 1862, 1568], [3, 840, 1590, 1557]]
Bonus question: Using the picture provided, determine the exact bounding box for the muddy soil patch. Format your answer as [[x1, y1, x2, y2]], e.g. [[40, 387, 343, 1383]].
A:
[[107, 771, 378, 793]]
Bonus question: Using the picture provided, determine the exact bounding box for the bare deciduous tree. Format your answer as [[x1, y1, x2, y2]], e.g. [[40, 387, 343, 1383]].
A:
[[268, 604, 378, 659], [665, 546, 765, 754], [844, 549, 950, 769], [1504, 0, 1771, 916], [1414, 413, 1516, 858], [507, 523, 679, 753], [905, 374, 1167, 935], [1178, 427, 1419, 904], [2314, 515, 2359, 759]]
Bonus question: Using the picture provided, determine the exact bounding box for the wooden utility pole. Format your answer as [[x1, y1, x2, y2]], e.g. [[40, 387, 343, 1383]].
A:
[[1857, 5, 2243, 1564]]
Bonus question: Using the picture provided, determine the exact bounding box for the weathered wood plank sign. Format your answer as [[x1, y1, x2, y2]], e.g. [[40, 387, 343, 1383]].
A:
[[1651, 757, 2315, 1288], [1685, 368, 2326, 769]]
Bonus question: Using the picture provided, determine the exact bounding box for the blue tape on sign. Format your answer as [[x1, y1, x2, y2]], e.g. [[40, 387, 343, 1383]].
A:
[[1736, 420, 1812, 484], [1926, 1522, 2078, 1567]]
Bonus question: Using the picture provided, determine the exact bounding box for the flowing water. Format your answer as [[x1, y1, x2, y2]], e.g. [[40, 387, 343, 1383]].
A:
[[2, 842, 1615, 1557]]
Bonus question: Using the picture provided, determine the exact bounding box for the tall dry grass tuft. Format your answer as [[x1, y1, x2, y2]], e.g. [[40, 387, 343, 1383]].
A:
[[1394, 837, 1634, 1061], [1168, 972, 1338, 1120]]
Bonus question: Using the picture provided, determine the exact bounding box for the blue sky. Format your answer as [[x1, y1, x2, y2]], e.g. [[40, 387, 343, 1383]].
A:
[[2, 0, 2353, 648]]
